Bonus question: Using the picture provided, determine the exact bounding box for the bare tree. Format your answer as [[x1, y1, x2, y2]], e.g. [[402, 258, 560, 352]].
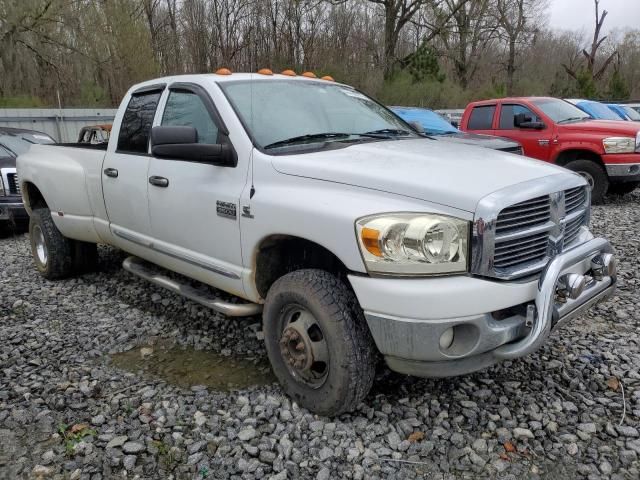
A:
[[494, 0, 546, 95], [563, 0, 617, 82]]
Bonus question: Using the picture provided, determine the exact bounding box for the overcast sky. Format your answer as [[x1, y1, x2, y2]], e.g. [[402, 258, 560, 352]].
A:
[[548, 0, 640, 34]]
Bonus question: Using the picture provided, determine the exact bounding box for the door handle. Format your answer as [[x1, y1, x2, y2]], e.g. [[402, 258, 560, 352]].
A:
[[149, 176, 169, 187], [103, 168, 118, 178]]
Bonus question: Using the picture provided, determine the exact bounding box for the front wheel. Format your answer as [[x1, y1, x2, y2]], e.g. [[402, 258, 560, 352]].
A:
[[564, 160, 608, 204], [263, 269, 377, 416]]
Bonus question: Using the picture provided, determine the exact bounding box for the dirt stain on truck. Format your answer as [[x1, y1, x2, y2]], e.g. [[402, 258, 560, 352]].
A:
[[110, 343, 275, 391]]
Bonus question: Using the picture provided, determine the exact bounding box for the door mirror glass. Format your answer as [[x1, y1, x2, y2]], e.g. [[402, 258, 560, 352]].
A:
[[151, 126, 235, 166]]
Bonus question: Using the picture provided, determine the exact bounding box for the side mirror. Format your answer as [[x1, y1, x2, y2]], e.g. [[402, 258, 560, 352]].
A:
[[150, 126, 236, 166], [408, 121, 425, 134], [514, 112, 545, 130]]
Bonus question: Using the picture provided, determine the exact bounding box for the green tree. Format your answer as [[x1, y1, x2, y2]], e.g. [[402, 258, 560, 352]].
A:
[[608, 70, 630, 100], [403, 43, 445, 83]]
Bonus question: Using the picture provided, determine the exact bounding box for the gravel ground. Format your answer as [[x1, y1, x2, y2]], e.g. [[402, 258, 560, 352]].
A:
[[1, 193, 639, 480]]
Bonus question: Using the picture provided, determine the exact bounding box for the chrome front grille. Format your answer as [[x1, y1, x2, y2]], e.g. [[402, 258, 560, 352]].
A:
[[495, 195, 550, 234], [7, 172, 20, 195], [472, 177, 591, 280], [565, 186, 586, 214], [494, 230, 549, 269]]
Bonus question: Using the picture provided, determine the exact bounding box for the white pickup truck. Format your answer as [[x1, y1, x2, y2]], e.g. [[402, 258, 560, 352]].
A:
[[18, 72, 617, 415]]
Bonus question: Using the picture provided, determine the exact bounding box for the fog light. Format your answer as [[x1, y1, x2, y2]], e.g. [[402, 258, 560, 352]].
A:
[[439, 328, 454, 350], [591, 253, 616, 280], [558, 273, 586, 300]]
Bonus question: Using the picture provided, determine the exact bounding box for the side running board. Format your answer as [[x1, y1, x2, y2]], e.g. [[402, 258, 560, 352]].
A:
[[122, 256, 262, 317]]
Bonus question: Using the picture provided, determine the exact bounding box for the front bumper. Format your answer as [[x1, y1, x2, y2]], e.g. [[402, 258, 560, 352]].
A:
[[604, 155, 640, 183], [348, 237, 615, 377], [0, 197, 27, 222]]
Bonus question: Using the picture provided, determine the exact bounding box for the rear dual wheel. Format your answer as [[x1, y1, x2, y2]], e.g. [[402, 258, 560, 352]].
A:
[[263, 269, 377, 416], [29, 207, 98, 279]]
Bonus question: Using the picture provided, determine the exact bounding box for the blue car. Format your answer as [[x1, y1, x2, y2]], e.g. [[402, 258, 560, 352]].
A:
[[390, 106, 523, 154], [565, 99, 623, 121], [606, 103, 640, 122]]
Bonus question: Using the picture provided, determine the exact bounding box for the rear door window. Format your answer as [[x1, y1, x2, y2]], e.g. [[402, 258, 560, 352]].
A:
[[467, 105, 496, 130], [117, 90, 163, 154]]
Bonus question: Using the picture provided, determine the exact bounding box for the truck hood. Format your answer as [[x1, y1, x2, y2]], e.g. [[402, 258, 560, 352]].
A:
[[431, 132, 521, 151], [270, 138, 570, 213], [559, 119, 640, 136]]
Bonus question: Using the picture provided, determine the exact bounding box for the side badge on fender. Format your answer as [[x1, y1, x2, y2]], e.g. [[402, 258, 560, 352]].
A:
[[216, 201, 237, 220]]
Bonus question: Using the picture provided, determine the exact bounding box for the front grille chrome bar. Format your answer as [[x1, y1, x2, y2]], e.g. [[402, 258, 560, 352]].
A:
[[472, 174, 590, 280], [493, 237, 615, 359]]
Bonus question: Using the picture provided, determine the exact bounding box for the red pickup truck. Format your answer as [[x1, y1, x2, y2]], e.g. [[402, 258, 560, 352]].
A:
[[460, 97, 640, 202]]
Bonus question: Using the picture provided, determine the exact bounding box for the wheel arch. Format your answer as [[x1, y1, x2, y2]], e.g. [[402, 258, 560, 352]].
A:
[[253, 234, 351, 299], [554, 149, 605, 169], [22, 182, 49, 214]]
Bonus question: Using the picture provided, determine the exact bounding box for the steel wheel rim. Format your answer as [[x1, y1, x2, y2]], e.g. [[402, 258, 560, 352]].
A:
[[578, 171, 595, 190], [33, 224, 48, 267], [278, 304, 330, 389]]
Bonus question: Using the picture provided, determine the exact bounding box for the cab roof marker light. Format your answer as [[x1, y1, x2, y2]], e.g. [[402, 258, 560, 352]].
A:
[[281, 69, 297, 76], [257, 68, 273, 75], [215, 68, 232, 75], [321, 75, 335, 81], [301, 71, 317, 78]]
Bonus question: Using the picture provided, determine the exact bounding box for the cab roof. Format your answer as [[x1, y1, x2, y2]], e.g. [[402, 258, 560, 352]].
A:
[[467, 96, 559, 106], [129, 72, 347, 94]]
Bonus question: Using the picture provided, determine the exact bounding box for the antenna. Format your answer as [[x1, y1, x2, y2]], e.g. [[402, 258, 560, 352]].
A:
[[249, 72, 255, 199]]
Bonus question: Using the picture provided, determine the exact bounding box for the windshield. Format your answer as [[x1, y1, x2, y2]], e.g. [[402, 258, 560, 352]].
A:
[[622, 106, 640, 121], [0, 132, 54, 156], [220, 80, 416, 151], [577, 101, 621, 121], [531, 98, 591, 123], [0, 144, 14, 158], [390, 107, 458, 135]]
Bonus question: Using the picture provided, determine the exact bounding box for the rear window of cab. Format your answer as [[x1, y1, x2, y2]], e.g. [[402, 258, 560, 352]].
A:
[[467, 105, 496, 130]]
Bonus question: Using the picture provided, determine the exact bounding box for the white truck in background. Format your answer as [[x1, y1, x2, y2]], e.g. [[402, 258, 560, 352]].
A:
[[17, 72, 616, 415]]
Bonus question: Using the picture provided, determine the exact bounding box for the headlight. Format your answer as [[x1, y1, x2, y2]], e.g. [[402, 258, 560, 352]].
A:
[[603, 136, 635, 154], [356, 213, 469, 275], [636, 131, 640, 152], [0, 176, 4, 196]]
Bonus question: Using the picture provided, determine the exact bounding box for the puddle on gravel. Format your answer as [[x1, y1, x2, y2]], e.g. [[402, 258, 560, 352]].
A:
[[110, 343, 275, 391]]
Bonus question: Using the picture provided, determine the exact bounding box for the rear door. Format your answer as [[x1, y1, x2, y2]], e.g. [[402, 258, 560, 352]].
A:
[[102, 85, 164, 244], [495, 103, 553, 161], [464, 104, 496, 136], [145, 82, 247, 294]]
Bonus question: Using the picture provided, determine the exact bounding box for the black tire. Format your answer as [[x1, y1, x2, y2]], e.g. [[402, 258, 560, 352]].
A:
[[608, 182, 639, 196], [73, 240, 98, 273], [263, 269, 377, 416], [0, 221, 10, 238], [29, 208, 75, 279], [564, 160, 608, 204]]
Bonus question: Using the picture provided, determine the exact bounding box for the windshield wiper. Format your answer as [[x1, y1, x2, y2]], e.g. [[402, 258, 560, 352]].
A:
[[264, 133, 351, 149], [363, 128, 412, 136], [558, 117, 590, 124], [263, 131, 406, 149]]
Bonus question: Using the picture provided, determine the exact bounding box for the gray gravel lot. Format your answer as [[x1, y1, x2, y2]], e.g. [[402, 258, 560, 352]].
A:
[[1, 194, 639, 480]]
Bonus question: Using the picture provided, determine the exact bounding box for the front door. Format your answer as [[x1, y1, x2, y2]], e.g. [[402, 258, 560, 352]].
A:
[[146, 83, 247, 295], [495, 103, 553, 161]]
